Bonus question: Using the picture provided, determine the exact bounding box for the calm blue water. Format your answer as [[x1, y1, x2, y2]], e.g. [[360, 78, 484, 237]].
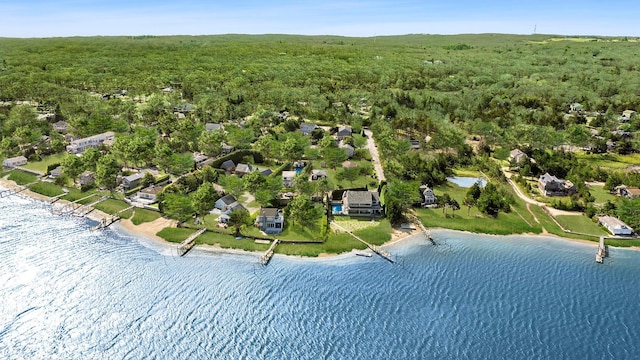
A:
[[1, 194, 640, 359], [447, 176, 487, 188]]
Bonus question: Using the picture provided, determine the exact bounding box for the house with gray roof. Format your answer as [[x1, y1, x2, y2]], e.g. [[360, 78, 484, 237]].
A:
[[220, 160, 236, 172], [2, 156, 27, 168], [300, 122, 318, 136], [341, 190, 383, 217], [255, 208, 285, 234], [336, 125, 352, 139], [598, 216, 634, 236], [538, 173, 576, 197], [235, 163, 253, 177], [310, 170, 328, 181], [205, 123, 224, 132], [122, 173, 144, 189]]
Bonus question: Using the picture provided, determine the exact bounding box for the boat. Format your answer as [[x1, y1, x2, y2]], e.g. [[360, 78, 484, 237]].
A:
[[355, 252, 373, 257]]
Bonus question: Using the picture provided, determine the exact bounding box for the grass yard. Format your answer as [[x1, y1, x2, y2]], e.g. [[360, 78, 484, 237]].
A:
[[588, 185, 616, 204], [527, 206, 599, 242], [555, 215, 609, 236], [22, 153, 68, 174], [156, 227, 193, 243], [28, 181, 64, 197], [7, 170, 38, 185], [576, 153, 640, 171], [130, 208, 161, 225], [197, 232, 271, 252], [417, 182, 538, 235], [61, 188, 98, 204], [93, 199, 132, 218]]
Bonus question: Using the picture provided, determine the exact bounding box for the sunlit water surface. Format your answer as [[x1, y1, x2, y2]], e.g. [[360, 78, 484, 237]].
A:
[[1, 194, 639, 359]]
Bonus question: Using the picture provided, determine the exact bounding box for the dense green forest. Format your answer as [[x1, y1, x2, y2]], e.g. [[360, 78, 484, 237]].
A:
[[1, 34, 639, 240]]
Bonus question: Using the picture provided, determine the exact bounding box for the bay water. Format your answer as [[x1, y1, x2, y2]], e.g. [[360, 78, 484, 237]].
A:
[[1, 194, 639, 359]]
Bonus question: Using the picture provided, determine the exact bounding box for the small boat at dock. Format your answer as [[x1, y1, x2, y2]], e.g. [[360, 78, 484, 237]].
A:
[[355, 252, 373, 257]]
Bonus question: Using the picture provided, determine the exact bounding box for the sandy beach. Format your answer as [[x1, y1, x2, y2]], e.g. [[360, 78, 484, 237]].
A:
[[2, 175, 636, 258]]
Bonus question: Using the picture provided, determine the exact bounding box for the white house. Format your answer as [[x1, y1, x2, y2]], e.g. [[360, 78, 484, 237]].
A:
[[66, 131, 115, 154], [215, 194, 239, 212], [419, 185, 437, 207], [598, 216, 634, 236], [2, 156, 28, 168], [136, 185, 164, 203], [310, 170, 328, 181]]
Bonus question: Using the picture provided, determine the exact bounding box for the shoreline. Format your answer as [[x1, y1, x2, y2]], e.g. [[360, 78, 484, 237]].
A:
[[1, 179, 637, 258]]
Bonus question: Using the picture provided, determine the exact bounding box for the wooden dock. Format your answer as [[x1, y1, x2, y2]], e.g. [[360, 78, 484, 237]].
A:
[[260, 239, 280, 265], [55, 193, 98, 215], [331, 221, 394, 263], [596, 236, 607, 264], [72, 196, 109, 216], [408, 213, 435, 245], [48, 192, 68, 204], [91, 206, 135, 231], [178, 228, 207, 256]]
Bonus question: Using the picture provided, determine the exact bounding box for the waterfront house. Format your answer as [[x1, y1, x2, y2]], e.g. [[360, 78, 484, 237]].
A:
[[122, 173, 144, 189], [66, 131, 115, 154], [49, 166, 62, 179], [419, 185, 437, 207], [538, 173, 576, 197], [341, 190, 383, 217], [598, 216, 634, 236], [336, 126, 352, 139], [310, 170, 328, 181], [79, 171, 95, 186], [509, 149, 528, 164], [220, 160, 236, 172], [255, 208, 285, 234], [136, 185, 164, 203], [235, 163, 253, 177], [282, 171, 296, 188], [2, 156, 27, 168]]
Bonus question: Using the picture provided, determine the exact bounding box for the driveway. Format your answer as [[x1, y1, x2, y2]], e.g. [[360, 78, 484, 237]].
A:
[[363, 129, 386, 182]]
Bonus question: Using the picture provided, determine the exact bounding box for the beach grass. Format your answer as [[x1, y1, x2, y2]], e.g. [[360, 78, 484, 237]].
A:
[[28, 181, 64, 197], [7, 170, 38, 185], [131, 208, 161, 225]]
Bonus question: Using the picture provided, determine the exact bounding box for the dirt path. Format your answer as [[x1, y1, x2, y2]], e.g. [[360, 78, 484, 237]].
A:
[[363, 129, 386, 182]]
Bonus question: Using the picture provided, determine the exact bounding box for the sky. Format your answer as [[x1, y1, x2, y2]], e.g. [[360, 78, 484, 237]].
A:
[[1, 0, 638, 38]]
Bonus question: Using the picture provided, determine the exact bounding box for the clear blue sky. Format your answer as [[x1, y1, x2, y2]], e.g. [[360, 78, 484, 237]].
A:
[[1, 0, 638, 38]]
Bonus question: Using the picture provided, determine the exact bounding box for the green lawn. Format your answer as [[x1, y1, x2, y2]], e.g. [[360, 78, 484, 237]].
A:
[[28, 181, 65, 197], [416, 182, 538, 235], [589, 185, 616, 204], [7, 170, 38, 185], [311, 159, 376, 190], [131, 208, 161, 225], [555, 215, 609, 236], [576, 153, 640, 170], [156, 227, 193, 243], [93, 199, 132, 218], [61, 188, 98, 204], [528, 206, 599, 242], [22, 153, 68, 174]]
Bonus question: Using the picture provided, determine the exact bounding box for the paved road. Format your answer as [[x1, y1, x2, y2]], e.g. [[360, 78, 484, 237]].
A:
[[363, 129, 386, 183]]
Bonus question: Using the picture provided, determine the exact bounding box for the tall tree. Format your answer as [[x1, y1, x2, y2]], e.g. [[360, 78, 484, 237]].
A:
[[384, 181, 421, 224], [95, 154, 120, 190]]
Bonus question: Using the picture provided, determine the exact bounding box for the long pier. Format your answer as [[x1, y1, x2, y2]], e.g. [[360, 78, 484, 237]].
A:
[[54, 193, 98, 215], [596, 236, 607, 264], [260, 239, 280, 265], [178, 228, 207, 256], [408, 213, 435, 245], [331, 221, 394, 263], [48, 192, 68, 204]]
